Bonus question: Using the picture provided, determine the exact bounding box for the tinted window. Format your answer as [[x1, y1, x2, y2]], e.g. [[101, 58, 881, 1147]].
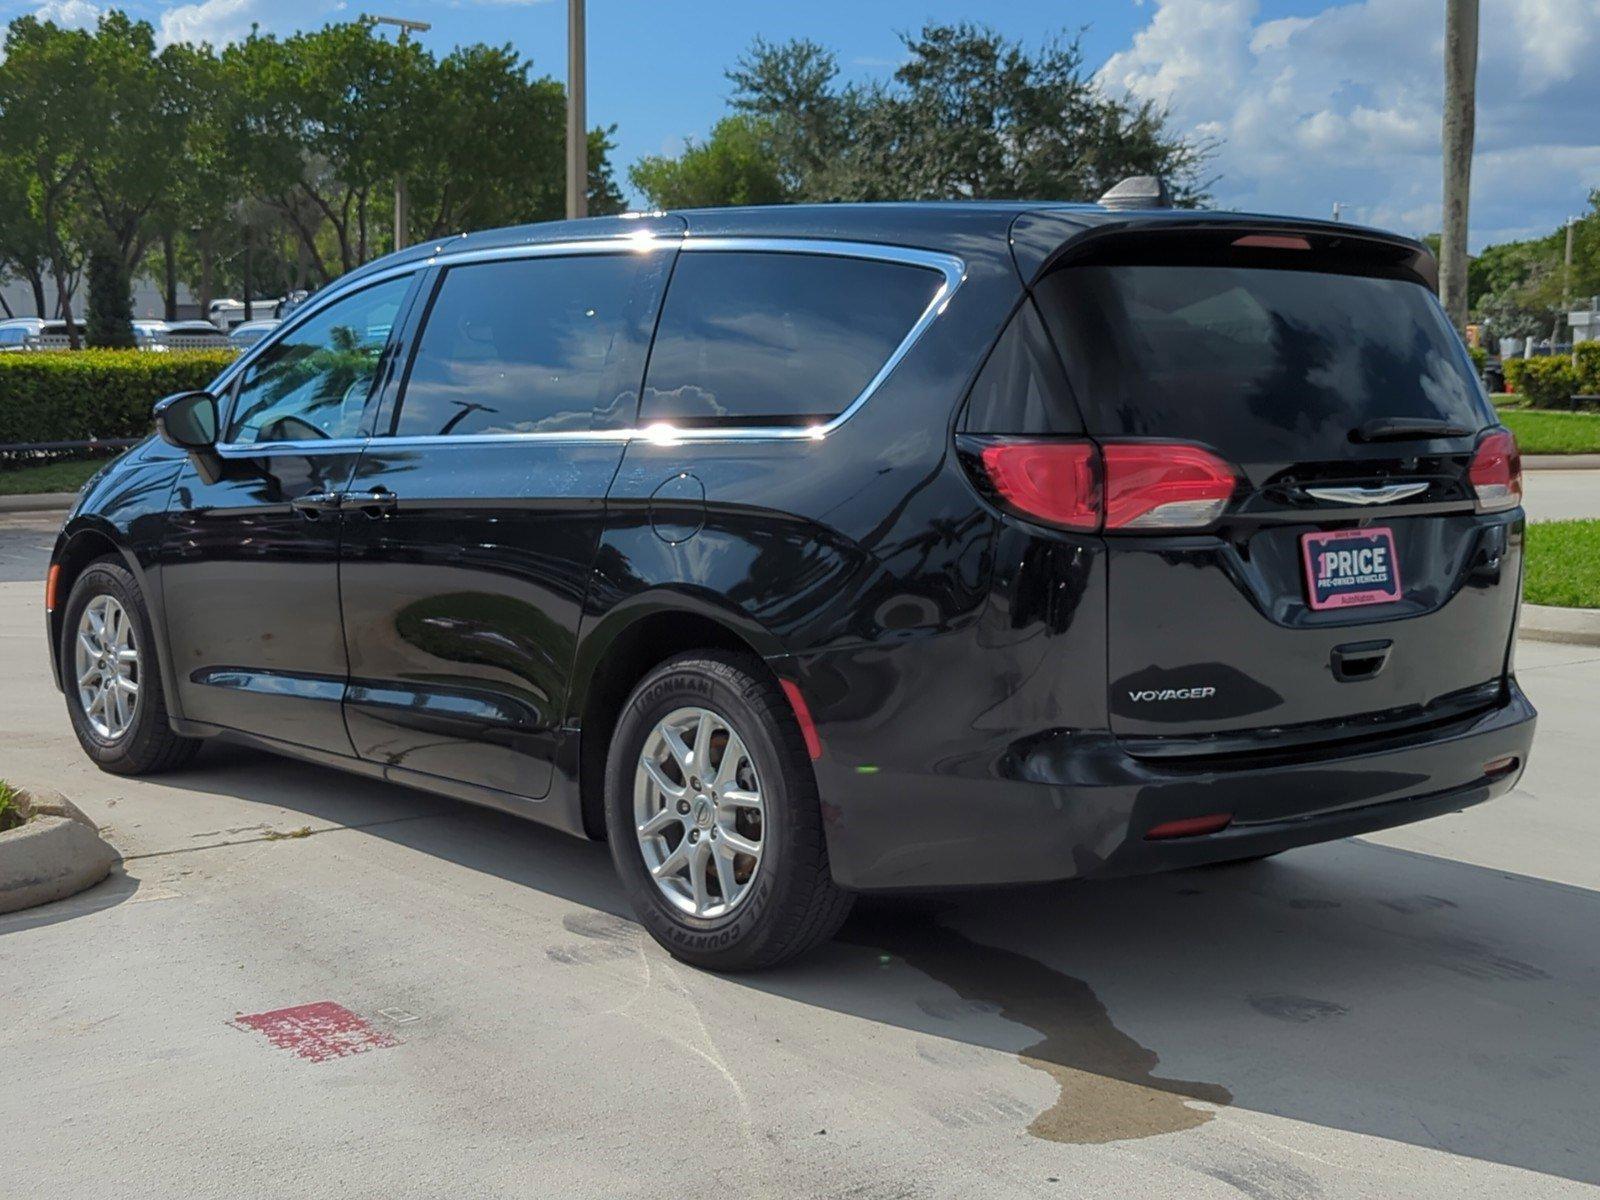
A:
[[394, 254, 654, 438], [961, 301, 1081, 434], [227, 277, 409, 445], [1035, 265, 1490, 459], [640, 252, 941, 426]]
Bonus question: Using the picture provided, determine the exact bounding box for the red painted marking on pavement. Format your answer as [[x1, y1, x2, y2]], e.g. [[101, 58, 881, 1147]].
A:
[[230, 1001, 400, 1063]]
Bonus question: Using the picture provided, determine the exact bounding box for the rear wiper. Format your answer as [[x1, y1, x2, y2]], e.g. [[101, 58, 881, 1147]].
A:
[[1351, 417, 1475, 443]]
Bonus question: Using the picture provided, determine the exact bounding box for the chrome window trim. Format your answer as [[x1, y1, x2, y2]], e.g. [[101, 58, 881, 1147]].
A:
[[211, 235, 966, 452]]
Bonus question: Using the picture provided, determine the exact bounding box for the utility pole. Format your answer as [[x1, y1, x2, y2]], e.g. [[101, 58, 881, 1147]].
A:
[[369, 15, 431, 251], [1332, 202, 1348, 222], [1565, 215, 1578, 355], [566, 0, 587, 221], [1440, 0, 1479, 329]]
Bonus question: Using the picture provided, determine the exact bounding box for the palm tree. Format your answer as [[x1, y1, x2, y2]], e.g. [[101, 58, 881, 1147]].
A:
[[1440, 0, 1479, 330]]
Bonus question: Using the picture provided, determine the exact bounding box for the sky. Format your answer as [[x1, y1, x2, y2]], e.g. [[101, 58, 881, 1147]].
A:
[[14, 0, 1600, 250]]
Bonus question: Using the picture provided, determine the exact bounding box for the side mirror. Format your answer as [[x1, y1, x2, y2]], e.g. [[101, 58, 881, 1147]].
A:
[[154, 390, 218, 450]]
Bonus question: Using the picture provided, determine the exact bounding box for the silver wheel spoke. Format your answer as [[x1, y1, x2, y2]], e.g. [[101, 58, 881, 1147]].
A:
[[651, 840, 689, 881], [641, 757, 685, 800], [719, 788, 761, 810], [637, 807, 677, 837], [712, 842, 739, 900], [660, 725, 693, 774], [718, 829, 761, 860], [687, 840, 711, 915], [713, 731, 746, 788]]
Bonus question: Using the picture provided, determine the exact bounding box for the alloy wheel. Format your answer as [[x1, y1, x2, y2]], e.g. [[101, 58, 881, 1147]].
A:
[[74, 594, 140, 740], [633, 705, 765, 918]]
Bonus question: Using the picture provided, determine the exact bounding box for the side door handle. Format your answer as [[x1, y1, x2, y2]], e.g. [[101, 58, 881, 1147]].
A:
[[339, 486, 398, 518], [290, 491, 343, 519]]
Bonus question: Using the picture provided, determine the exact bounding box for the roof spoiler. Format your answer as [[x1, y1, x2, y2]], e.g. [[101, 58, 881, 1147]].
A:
[[1097, 176, 1173, 211]]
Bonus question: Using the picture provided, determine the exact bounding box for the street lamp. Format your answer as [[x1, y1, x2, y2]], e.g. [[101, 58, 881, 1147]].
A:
[[368, 15, 433, 251], [567, 0, 586, 220]]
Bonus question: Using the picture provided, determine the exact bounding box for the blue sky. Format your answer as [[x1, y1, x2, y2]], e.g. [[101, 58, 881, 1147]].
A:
[[18, 0, 1600, 249]]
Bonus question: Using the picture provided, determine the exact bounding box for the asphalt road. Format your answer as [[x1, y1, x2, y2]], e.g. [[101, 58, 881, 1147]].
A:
[[3, 503, 1600, 1198]]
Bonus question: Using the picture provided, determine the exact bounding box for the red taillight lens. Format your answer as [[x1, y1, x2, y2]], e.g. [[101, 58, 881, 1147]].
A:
[[1469, 429, 1522, 513], [978, 441, 1100, 531], [1102, 443, 1238, 530], [973, 440, 1238, 532]]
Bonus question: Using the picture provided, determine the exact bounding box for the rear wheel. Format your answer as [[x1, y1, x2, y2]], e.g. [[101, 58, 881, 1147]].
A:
[[605, 652, 852, 971], [60, 558, 200, 775]]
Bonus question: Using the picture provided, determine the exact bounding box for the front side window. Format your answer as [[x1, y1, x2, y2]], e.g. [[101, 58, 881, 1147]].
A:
[[640, 251, 943, 427], [392, 254, 656, 438], [226, 276, 410, 445]]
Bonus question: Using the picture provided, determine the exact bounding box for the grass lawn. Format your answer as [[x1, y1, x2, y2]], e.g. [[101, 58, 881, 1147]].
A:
[[0, 457, 111, 496], [1499, 409, 1600, 455], [1524, 520, 1600, 609]]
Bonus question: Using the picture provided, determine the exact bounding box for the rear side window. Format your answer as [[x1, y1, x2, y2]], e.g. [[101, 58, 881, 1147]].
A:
[[640, 251, 941, 427], [393, 254, 659, 438], [960, 301, 1081, 434], [1035, 265, 1490, 459]]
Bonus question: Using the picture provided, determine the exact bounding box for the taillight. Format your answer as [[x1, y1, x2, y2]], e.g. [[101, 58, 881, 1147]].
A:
[[1470, 428, 1522, 513], [978, 441, 1100, 531], [1102, 443, 1238, 530], [971, 439, 1237, 533]]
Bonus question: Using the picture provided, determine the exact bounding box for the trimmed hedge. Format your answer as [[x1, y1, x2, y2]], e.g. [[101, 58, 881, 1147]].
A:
[[1577, 341, 1600, 394], [1503, 356, 1576, 409], [0, 350, 235, 446]]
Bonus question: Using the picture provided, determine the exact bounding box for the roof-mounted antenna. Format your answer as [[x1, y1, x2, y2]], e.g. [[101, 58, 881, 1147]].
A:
[[1097, 176, 1174, 211]]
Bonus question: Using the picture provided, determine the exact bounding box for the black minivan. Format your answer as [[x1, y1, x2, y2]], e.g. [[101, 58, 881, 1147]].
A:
[[48, 199, 1535, 969]]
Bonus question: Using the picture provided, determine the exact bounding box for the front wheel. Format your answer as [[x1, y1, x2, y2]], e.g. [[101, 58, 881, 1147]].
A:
[[605, 652, 853, 971], [60, 558, 201, 775]]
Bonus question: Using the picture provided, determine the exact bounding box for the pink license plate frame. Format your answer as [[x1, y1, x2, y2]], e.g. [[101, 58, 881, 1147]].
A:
[[1301, 526, 1403, 611]]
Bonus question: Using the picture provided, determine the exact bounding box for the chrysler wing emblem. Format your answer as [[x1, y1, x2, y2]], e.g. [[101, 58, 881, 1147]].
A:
[[1303, 482, 1429, 506]]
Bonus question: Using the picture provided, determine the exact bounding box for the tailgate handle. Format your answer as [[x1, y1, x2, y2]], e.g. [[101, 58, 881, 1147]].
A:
[[1331, 639, 1392, 682]]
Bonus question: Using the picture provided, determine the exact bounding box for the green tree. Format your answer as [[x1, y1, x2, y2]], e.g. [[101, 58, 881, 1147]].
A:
[[0, 154, 53, 316], [85, 240, 135, 346], [642, 24, 1213, 209], [0, 16, 98, 343], [630, 116, 787, 209]]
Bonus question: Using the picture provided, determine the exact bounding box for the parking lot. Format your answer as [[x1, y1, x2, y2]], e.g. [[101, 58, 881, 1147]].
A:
[[3, 504, 1598, 1199]]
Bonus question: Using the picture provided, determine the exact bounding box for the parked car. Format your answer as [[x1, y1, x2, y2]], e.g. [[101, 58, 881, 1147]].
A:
[[45, 199, 1535, 970], [227, 319, 279, 350], [132, 320, 169, 351]]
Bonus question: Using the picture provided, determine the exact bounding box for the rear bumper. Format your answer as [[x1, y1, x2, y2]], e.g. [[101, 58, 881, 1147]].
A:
[[809, 679, 1536, 891]]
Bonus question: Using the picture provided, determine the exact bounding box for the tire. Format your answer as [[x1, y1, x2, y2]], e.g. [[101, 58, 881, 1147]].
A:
[[605, 651, 853, 971], [60, 557, 201, 776]]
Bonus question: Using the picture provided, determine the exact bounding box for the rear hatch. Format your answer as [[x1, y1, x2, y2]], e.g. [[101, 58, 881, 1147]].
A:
[[1031, 229, 1521, 751]]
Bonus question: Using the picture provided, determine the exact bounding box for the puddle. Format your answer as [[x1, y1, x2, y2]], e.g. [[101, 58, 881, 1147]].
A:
[[842, 904, 1231, 1144]]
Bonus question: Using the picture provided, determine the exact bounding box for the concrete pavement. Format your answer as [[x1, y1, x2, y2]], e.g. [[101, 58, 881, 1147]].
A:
[[3, 554, 1600, 1194]]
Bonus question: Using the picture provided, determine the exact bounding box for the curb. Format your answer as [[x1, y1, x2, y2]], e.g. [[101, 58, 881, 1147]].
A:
[[1524, 455, 1600, 471], [0, 492, 76, 514], [1520, 603, 1600, 648], [0, 786, 119, 915]]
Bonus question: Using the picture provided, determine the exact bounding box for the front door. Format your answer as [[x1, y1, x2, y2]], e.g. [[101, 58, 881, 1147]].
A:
[[337, 246, 673, 797], [159, 274, 417, 754]]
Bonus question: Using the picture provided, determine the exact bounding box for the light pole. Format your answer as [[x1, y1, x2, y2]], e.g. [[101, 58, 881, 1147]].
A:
[[567, 0, 587, 220], [369, 15, 432, 252]]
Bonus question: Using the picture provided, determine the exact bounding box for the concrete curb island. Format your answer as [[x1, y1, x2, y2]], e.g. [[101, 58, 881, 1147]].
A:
[[0, 492, 78, 514], [1520, 603, 1600, 648], [0, 786, 119, 915]]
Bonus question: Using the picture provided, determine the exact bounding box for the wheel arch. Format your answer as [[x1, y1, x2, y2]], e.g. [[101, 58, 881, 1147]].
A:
[[48, 519, 181, 718], [572, 591, 788, 840]]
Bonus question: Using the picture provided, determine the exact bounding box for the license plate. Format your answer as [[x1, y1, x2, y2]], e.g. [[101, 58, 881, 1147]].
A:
[[1301, 527, 1403, 610]]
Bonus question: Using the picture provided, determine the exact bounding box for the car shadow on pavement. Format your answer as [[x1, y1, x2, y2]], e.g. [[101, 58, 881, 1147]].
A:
[[166, 743, 1600, 1187]]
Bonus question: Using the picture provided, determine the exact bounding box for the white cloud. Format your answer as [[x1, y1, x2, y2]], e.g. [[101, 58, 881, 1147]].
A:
[[34, 0, 101, 27], [157, 0, 259, 47], [1098, 0, 1600, 247]]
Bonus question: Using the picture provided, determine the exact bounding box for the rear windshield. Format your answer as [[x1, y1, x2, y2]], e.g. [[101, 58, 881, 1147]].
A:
[[1034, 265, 1490, 458]]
